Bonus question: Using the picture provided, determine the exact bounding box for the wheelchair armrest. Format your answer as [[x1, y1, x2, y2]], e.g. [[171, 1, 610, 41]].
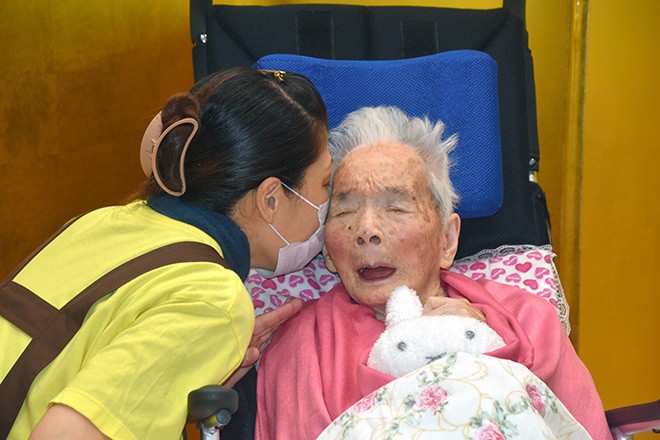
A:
[[606, 399, 660, 439], [188, 385, 239, 429]]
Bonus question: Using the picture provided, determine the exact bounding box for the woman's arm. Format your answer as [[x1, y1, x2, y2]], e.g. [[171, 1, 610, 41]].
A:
[[28, 296, 303, 439], [29, 404, 110, 440], [224, 297, 303, 388]]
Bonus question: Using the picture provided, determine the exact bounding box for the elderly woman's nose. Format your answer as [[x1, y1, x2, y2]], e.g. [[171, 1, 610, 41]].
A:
[[354, 208, 383, 245], [357, 235, 381, 245]]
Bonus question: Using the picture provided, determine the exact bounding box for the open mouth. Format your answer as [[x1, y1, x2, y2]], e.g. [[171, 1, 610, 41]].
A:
[[357, 266, 396, 281]]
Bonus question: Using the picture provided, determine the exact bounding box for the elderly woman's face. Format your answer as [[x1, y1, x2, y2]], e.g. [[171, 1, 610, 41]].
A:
[[324, 141, 459, 314]]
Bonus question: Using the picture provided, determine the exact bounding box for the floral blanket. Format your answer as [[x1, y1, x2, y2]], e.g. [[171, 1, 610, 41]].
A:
[[318, 352, 591, 440]]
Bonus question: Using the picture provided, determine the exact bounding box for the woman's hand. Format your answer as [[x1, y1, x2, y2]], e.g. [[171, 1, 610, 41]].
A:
[[224, 297, 303, 388], [422, 296, 486, 322]]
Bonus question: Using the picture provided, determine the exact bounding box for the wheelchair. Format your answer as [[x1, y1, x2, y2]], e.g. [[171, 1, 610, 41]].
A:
[[186, 1, 660, 439]]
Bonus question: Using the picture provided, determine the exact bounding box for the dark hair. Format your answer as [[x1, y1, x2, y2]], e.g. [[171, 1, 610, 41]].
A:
[[135, 67, 328, 215]]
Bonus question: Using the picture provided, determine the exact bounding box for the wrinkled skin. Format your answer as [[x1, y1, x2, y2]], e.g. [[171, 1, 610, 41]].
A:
[[324, 141, 461, 316]]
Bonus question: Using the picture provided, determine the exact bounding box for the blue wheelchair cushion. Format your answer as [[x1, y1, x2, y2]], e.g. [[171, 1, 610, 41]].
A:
[[254, 50, 502, 218]]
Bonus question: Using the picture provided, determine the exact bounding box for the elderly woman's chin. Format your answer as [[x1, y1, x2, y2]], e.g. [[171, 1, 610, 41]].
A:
[[341, 265, 436, 314]]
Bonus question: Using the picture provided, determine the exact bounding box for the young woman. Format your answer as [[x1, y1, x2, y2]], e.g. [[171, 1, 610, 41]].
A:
[[0, 67, 332, 439]]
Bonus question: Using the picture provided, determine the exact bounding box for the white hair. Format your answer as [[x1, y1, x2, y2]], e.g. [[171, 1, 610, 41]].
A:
[[328, 106, 459, 221]]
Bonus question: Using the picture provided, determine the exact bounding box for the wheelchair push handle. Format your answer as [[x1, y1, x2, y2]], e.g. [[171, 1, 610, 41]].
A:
[[188, 385, 239, 438]]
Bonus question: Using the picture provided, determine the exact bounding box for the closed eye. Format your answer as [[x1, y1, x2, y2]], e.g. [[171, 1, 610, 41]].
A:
[[386, 207, 409, 213], [384, 200, 414, 213], [329, 203, 358, 217], [330, 209, 354, 217]]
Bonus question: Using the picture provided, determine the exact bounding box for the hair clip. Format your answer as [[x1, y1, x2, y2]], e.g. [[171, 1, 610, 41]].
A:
[[139, 111, 199, 197], [258, 69, 286, 83]]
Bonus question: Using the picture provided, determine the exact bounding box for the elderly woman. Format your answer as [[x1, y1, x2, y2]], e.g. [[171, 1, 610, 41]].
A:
[[254, 107, 611, 439]]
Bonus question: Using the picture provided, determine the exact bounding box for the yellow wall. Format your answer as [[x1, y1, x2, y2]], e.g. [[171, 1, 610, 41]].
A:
[[579, 0, 660, 420], [1, 0, 657, 433], [0, 1, 194, 276]]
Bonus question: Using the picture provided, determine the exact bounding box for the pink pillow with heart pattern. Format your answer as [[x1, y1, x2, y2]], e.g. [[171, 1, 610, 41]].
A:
[[245, 244, 570, 333]]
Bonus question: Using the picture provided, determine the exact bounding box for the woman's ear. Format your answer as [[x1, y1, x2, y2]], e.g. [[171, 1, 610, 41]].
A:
[[254, 177, 284, 224], [322, 244, 338, 273], [439, 213, 461, 269]]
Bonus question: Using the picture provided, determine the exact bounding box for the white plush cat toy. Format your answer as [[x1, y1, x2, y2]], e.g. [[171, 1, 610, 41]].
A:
[[367, 286, 506, 378]]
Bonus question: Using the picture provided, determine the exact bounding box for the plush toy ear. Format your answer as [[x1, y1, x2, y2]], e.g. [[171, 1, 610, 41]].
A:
[[385, 286, 424, 327]]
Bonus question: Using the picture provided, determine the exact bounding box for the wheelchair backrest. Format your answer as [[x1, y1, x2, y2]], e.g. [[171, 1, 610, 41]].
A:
[[190, 2, 550, 260], [254, 51, 503, 220]]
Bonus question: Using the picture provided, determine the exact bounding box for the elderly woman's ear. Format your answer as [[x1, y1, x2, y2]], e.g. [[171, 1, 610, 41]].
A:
[[439, 213, 461, 269], [322, 244, 338, 273]]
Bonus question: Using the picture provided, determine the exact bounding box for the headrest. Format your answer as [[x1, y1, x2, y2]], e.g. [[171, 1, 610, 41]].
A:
[[254, 50, 503, 218]]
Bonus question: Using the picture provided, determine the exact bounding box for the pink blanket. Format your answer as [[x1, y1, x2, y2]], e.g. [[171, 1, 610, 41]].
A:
[[256, 270, 611, 440]]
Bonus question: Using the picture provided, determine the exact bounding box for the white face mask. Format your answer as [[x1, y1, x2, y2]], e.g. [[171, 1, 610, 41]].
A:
[[255, 182, 328, 279]]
